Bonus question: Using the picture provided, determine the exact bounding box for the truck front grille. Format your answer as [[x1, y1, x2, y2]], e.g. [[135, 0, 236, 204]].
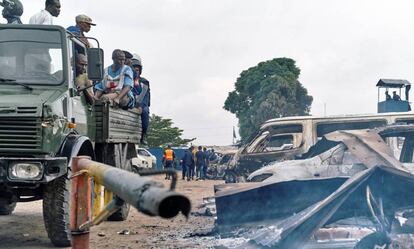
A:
[[0, 117, 42, 152]]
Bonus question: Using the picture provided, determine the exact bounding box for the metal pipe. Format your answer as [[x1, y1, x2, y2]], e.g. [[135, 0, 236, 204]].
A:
[[76, 157, 191, 219], [70, 157, 92, 249]]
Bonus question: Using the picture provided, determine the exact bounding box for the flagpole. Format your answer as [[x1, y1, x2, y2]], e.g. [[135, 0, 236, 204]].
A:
[[232, 129, 234, 145]]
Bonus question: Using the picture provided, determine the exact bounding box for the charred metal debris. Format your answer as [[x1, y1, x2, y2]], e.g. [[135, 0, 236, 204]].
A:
[[212, 124, 414, 248]]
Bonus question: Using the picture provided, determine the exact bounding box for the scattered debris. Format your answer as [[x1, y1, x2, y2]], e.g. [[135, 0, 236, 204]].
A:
[[213, 125, 414, 248], [117, 229, 130, 235], [97, 232, 106, 237], [192, 197, 217, 217]]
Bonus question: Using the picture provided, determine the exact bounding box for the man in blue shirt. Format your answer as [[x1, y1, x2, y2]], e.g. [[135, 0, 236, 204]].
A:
[[67, 14, 96, 48], [195, 146, 205, 180], [180, 146, 194, 181], [94, 49, 135, 108]]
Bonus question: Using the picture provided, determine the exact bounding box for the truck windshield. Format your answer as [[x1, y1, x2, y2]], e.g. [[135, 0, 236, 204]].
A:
[[0, 28, 64, 85]]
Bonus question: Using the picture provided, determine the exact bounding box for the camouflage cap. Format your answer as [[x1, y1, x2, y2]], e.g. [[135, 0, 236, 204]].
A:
[[76, 14, 96, 26]]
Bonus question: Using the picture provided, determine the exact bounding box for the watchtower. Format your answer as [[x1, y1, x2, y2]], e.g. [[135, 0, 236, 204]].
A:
[[376, 79, 411, 113]]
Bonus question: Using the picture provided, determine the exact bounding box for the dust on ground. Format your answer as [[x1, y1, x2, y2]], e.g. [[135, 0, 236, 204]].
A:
[[0, 176, 223, 249]]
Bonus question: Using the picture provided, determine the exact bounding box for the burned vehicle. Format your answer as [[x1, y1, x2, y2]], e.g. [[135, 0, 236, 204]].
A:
[[215, 125, 414, 248], [206, 151, 236, 180], [224, 112, 414, 183]]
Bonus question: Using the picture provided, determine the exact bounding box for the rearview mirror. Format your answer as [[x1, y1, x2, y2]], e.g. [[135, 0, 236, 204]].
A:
[[87, 48, 104, 81]]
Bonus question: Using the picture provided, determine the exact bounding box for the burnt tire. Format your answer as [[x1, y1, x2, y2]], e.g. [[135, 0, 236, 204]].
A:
[[0, 201, 16, 215], [43, 176, 71, 247]]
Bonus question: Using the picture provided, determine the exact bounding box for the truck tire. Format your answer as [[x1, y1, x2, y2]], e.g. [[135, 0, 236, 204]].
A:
[[0, 201, 16, 215], [43, 176, 71, 247], [107, 201, 130, 221]]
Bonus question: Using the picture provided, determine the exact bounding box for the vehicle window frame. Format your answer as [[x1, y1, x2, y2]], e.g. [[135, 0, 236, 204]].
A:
[[0, 26, 68, 86]]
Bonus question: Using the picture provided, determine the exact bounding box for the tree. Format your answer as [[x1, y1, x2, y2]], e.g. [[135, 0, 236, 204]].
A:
[[147, 114, 195, 147], [224, 58, 313, 142]]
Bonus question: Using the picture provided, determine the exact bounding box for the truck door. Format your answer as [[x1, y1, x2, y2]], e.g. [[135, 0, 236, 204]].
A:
[[67, 38, 90, 136]]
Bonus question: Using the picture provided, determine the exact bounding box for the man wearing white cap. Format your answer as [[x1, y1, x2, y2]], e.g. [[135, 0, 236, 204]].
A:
[[67, 14, 96, 48]]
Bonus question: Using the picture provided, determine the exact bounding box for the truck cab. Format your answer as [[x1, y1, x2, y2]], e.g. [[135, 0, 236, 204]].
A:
[[0, 24, 141, 247]]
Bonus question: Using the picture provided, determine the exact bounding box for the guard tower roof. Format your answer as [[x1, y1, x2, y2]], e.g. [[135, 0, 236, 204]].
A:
[[376, 79, 411, 88]]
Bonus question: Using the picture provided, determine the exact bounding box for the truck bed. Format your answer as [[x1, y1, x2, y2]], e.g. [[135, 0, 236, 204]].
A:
[[94, 102, 142, 144]]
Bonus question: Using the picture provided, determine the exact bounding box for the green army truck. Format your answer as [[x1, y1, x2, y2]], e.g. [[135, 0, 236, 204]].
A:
[[0, 24, 141, 246]]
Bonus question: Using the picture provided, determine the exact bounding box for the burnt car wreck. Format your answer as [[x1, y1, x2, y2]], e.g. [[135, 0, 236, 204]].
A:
[[224, 112, 414, 183], [214, 125, 414, 248]]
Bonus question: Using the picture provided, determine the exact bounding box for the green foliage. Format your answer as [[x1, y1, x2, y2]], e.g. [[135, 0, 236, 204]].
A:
[[147, 114, 195, 147], [224, 58, 313, 142]]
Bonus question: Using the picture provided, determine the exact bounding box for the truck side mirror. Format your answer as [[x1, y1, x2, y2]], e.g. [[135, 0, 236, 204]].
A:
[[87, 48, 104, 81]]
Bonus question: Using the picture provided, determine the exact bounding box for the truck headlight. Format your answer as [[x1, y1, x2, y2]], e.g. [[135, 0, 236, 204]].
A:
[[9, 162, 43, 180]]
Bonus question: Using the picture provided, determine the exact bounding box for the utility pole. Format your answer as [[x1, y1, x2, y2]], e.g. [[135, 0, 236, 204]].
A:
[[232, 126, 236, 145]]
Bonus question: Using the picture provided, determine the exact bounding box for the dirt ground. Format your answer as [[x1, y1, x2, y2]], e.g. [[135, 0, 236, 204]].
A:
[[0, 176, 224, 249]]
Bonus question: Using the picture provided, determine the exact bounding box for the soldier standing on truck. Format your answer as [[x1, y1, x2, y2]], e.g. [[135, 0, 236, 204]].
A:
[[131, 54, 151, 145], [1, 0, 23, 24], [163, 144, 176, 180], [29, 0, 60, 25], [66, 14, 96, 48], [94, 49, 135, 108]]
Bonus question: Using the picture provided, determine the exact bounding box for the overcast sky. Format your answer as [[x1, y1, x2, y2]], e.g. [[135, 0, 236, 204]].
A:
[[8, 0, 414, 145]]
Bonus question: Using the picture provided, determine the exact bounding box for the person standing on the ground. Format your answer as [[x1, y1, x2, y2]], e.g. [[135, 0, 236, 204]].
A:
[[1, 0, 23, 24], [163, 144, 175, 180], [29, 0, 60, 25], [180, 146, 194, 181], [195, 146, 205, 180], [191, 146, 197, 179], [66, 14, 96, 48], [130, 54, 151, 145], [202, 147, 210, 180]]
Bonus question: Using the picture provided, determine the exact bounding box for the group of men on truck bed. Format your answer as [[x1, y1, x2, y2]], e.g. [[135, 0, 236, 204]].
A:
[[1, 0, 151, 145]]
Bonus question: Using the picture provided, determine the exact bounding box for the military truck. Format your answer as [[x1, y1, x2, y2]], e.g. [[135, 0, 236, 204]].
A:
[[0, 24, 141, 246]]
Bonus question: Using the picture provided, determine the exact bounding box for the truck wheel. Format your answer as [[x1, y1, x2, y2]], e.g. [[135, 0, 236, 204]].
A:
[[107, 202, 130, 221], [0, 201, 16, 215], [43, 176, 71, 247]]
